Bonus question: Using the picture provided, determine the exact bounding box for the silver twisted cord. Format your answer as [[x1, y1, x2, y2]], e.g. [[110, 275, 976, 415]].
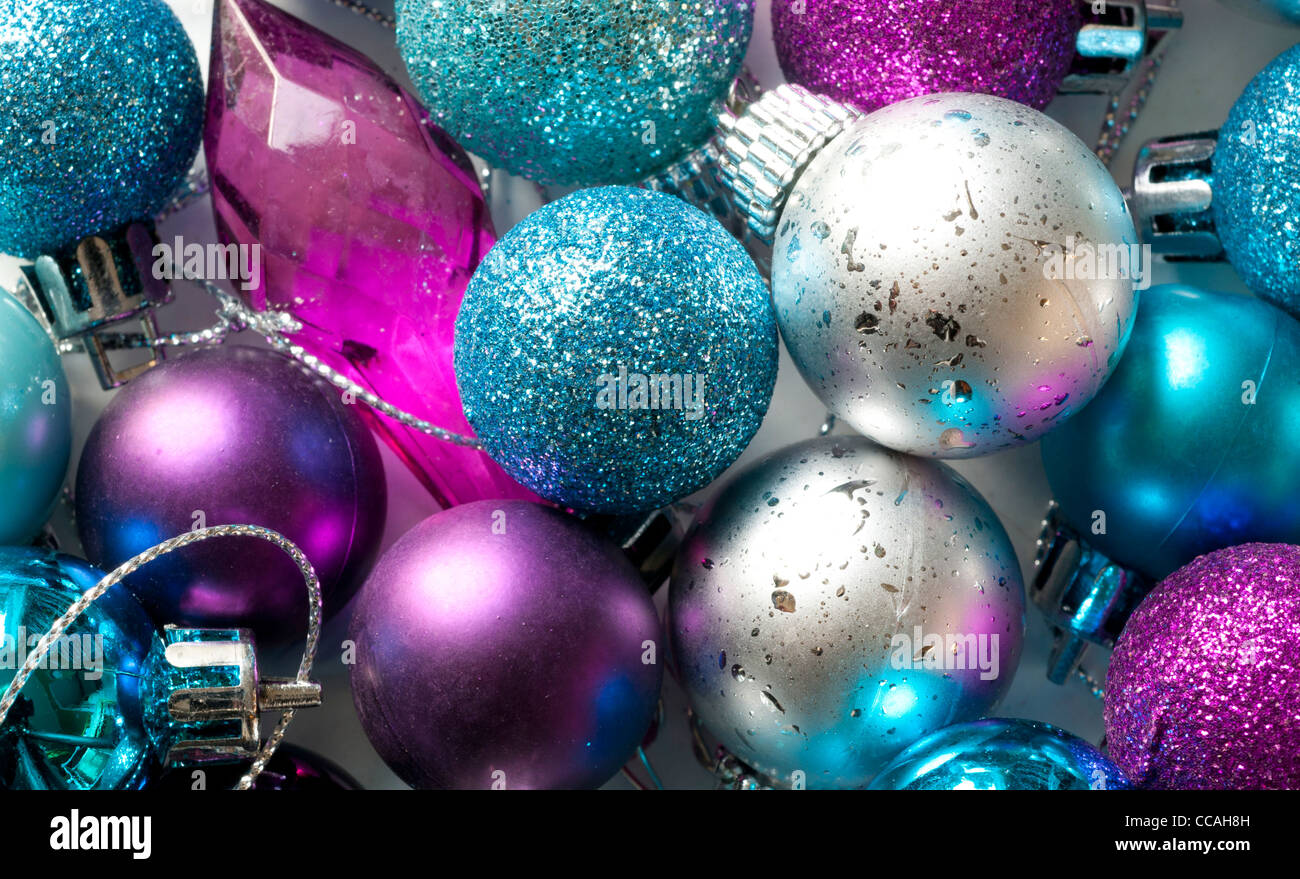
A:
[[155, 168, 212, 222], [1076, 666, 1106, 701], [322, 0, 395, 28], [0, 525, 323, 791], [1093, 0, 1180, 167]]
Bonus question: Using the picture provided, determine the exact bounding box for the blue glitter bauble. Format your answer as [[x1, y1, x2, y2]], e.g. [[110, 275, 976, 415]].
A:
[[395, 0, 753, 186], [455, 187, 777, 514], [0, 547, 162, 790], [1214, 44, 1300, 315], [1042, 285, 1300, 580], [868, 718, 1131, 790], [0, 0, 204, 257]]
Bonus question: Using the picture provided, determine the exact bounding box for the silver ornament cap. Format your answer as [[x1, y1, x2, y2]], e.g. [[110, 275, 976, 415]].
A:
[[767, 92, 1140, 458], [669, 435, 1025, 789]]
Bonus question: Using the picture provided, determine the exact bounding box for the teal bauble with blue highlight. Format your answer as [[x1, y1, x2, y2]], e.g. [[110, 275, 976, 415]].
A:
[[0, 287, 70, 545], [0, 0, 204, 257], [1214, 44, 1300, 316], [1041, 284, 1300, 580], [0, 547, 162, 790], [868, 719, 1131, 790], [396, 0, 753, 186]]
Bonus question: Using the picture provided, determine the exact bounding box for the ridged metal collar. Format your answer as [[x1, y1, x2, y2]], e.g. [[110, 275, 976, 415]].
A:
[[716, 84, 861, 246]]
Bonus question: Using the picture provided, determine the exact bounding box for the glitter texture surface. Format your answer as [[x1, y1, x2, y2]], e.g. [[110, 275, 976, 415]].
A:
[[1214, 44, 1300, 317], [455, 187, 777, 514], [0, 0, 205, 257], [1105, 543, 1300, 790], [395, 0, 753, 186], [772, 0, 1080, 114]]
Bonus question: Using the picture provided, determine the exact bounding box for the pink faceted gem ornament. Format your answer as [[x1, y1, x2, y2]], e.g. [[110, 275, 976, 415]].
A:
[[205, 0, 533, 507]]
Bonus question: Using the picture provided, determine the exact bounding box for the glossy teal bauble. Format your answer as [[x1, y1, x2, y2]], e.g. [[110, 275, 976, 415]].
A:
[[1041, 285, 1300, 580], [455, 187, 777, 514], [1214, 44, 1300, 315], [868, 718, 1131, 790], [0, 547, 162, 790], [395, 0, 753, 185], [0, 0, 204, 257], [0, 288, 70, 544]]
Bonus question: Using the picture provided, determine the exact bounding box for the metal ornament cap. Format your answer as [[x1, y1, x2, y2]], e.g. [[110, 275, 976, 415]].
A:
[[770, 92, 1140, 458], [670, 435, 1025, 790]]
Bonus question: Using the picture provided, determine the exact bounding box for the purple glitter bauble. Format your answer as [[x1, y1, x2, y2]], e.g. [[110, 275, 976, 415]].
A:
[[76, 346, 387, 646], [1105, 544, 1300, 790], [350, 500, 663, 790], [772, 0, 1080, 113]]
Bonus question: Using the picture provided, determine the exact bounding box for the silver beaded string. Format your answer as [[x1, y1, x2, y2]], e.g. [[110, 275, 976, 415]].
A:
[[1093, 0, 1181, 168], [0, 524, 322, 790], [323, 0, 395, 28]]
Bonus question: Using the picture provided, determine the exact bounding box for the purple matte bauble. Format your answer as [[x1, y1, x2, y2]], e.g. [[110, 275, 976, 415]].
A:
[[1105, 544, 1300, 789], [75, 346, 387, 646], [350, 500, 663, 790], [772, 0, 1080, 113]]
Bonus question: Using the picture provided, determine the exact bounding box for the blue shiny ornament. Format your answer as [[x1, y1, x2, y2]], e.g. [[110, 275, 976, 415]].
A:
[[869, 718, 1130, 790], [0, 547, 161, 790], [395, 0, 753, 186], [0, 0, 204, 257], [455, 187, 777, 514], [1042, 284, 1300, 580], [1214, 44, 1300, 315], [0, 288, 70, 545]]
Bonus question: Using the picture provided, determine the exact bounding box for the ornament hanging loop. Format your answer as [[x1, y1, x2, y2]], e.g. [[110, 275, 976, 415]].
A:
[[0, 525, 324, 790]]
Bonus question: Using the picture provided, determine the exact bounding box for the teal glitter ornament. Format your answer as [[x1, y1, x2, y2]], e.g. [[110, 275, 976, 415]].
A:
[[1213, 44, 1300, 315], [0, 548, 161, 790], [0, 0, 204, 257], [0, 286, 70, 545], [396, 0, 753, 186], [455, 187, 777, 514], [868, 718, 1130, 790]]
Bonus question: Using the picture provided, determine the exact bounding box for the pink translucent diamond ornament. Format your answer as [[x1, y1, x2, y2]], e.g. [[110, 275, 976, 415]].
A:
[[204, 0, 533, 507]]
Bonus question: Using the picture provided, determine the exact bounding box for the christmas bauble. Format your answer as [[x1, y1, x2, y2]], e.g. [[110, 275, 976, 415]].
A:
[[456, 187, 777, 514], [0, 0, 204, 257], [1105, 543, 1300, 789], [669, 435, 1025, 789], [350, 501, 663, 789], [1214, 44, 1300, 315], [773, 0, 1079, 113], [395, 0, 753, 185], [772, 93, 1138, 458], [869, 718, 1130, 790], [0, 288, 70, 545], [1218, 0, 1300, 25], [206, 0, 528, 508], [75, 347, 387, 646], [1041, 285, 1300, 580], [153, 743, 361, 791], [0, 547, 161, 790]]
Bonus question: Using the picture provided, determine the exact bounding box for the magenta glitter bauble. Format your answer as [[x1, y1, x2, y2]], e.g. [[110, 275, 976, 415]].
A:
[[1105, 544, 1300, 790], [205, 0, 531, 509], [75, 346, 387, 646], [772, 0, 1080, 113], [349, 500, 663, 790]]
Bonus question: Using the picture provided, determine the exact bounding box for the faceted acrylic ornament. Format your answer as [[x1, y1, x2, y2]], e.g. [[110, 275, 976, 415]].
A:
[[206, 0, 530, 508]]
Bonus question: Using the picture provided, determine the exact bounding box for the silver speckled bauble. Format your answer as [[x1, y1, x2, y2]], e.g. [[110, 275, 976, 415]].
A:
[[771, 92, 1138, 458], [669, 435, 1025, 789]]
